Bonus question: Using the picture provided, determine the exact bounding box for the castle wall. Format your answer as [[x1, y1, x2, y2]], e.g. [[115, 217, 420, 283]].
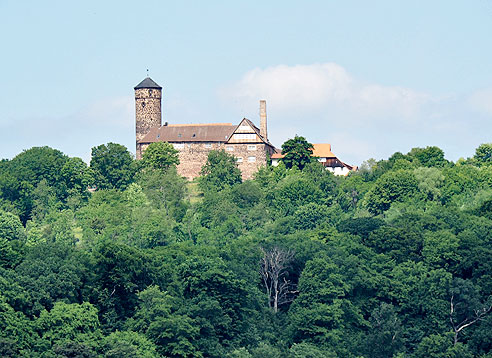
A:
[[139, 141, 272, 180], [230, 143, 273, 180]]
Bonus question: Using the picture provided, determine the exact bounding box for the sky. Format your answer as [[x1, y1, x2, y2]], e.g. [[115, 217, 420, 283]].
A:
[[1, 0, 492, 166]]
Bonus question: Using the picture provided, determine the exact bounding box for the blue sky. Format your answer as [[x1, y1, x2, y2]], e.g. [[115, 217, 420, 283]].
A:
[[1, 0, 492, 166]]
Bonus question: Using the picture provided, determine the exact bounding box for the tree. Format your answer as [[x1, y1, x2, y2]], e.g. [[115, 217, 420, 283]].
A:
[[293, 203, 329, 230], [260, 247, 297, 313], [408, 146, 448, 167], [35, 301, 101, 346], [60, 157, 94, 194], [90, 143, 135, 190], [269, 175, 323, 216], [103, 330, 159, 358], [364, 303, 402, 358], [141, 142, 180, 170], [289, 342, 337, 358], [199, 150, 242, 192], [130, 285, 202, 358], [364, 169, 420, 214], [474, 143, 492, 166], [281, 135, 313, 170], [135, 166, 188, 220], [1, 146, 69, 222], [0, 210, 24, 242], [0, 210, 25, 268], [449, 278, 492, 345]]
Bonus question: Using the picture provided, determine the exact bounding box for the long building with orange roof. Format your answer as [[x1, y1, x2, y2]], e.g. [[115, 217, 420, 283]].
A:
[[271, 143, 357, 176]]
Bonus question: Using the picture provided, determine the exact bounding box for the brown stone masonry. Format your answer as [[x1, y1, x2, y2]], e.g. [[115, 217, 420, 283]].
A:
[[135, 88, 161, 159]]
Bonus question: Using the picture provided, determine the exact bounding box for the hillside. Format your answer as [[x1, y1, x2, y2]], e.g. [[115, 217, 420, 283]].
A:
[[0, 143, 491, 357]]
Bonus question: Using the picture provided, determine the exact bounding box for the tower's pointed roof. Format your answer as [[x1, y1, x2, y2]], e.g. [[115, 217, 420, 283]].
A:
[[134, 77, 162, 90]]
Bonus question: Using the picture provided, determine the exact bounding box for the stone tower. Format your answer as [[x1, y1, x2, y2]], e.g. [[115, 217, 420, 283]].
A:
[[135, 77, 162, 159]]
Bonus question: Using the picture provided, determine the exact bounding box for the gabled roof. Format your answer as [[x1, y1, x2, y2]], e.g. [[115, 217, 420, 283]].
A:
[[311, 143, 336, 158], [229, 118, 274, 147], [139, 123, 236, 143], [134, 77, 162, 90]]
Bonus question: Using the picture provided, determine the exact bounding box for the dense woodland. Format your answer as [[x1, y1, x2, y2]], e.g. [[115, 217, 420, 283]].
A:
[[0, 139, 492, 358]]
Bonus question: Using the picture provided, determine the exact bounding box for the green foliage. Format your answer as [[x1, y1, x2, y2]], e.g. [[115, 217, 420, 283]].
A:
[[293, 203, 329, 230], [90, 142, 135, 190], [199, 150, 242, 192], [0, 146, 69, 222], [135, 166, 188, 221], [414, 167, 444, 201], [363, 303, 402, 358], [414, 333, 473, 358], [1, 143, 492, 357], [0, 210, 24, 242], [141, 141, 180, 170], [474, 143, 492, 166], [35, 301, 101, 346], [337, 217, 385, 240], [103, 330, 159, 358], [364, 169, 419, 214], [269, 175, 323, 216], [408, 146, 448, 167], [281, 135, 314, 170], [289, 342, 337, 358], [61, 157, 94, 193], [0, 210, 25, 268]]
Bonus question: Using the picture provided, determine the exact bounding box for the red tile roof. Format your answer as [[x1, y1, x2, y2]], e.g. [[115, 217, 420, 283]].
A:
[[139, 123, 236, 143], [271, 143, 336, 159]]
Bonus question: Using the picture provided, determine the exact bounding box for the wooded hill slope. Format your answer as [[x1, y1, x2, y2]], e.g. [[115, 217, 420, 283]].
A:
[[0, 142, 491, 357]]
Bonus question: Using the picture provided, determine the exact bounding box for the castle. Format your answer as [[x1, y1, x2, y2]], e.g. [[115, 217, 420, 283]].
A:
[[135, 77, 275, 180], [135, 76, 355, 179]]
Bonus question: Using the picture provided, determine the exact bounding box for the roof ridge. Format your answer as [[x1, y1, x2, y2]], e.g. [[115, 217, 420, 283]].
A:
[[167, 123, 233, 127]]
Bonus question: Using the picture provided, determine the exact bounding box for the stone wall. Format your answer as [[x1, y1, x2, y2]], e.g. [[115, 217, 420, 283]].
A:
[[140, 141, 273, 180], [135, 88, 162, 159], [229, 143, 273, 180]]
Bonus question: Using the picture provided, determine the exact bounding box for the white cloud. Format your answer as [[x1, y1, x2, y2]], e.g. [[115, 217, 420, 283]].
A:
[[218, 63, 489, 165], [220, 62, 430, 120]]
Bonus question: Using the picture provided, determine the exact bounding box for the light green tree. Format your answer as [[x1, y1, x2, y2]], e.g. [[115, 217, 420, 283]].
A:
[[141, 141, 180, 170], [199, 150, 242, 192]]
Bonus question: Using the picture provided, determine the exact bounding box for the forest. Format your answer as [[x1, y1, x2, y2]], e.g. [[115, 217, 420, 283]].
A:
[[0, 139, 491, 358]]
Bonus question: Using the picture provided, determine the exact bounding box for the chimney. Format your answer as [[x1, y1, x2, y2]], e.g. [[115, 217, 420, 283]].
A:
[[260, 100, 268, 141]]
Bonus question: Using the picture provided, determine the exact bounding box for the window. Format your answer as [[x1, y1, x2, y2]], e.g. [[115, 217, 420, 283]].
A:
[[233, 133, 256, 140], [226, 145, 234, 151], [205, 143, 212, 148], [239, 125, 251, 131], [248, 156, 256, 163], [236, 157, 243, 163], [318, 157, 326, 162], [173, 143, 184, 149], [247, 145, 256, 151]]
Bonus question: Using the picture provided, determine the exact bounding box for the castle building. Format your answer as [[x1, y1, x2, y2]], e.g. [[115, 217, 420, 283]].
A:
[[271, 143, 357, 176], [135, 77, 275, 180]]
